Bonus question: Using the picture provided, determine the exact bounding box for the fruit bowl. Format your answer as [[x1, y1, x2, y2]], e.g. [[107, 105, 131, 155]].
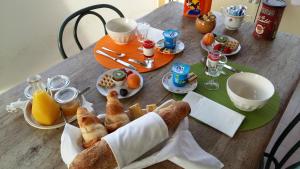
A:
[[195, 13, 216, 34]]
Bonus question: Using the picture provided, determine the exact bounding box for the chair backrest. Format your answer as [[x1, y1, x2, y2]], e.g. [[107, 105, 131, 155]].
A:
[[58, 4, 124, 59], [263, 112, 300, 169]]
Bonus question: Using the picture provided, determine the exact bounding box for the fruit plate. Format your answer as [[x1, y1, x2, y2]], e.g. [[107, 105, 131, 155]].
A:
[[201, 35, 241, 56], [96, 68, 144, 99], [155, 39, 185, 55], [162, 72, 197, 94], [23, 96, 91, 130]]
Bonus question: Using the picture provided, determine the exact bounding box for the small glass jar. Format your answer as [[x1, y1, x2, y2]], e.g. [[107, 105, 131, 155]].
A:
[[47, 75, 70, 96], [24, 83, 46, 100], [54, 87, 80, 116], [143, 40, 155, 69]]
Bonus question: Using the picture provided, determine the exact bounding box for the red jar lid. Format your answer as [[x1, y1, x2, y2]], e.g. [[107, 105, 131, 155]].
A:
[[208, 51, 221, 61], [143, 40, 155, 49]]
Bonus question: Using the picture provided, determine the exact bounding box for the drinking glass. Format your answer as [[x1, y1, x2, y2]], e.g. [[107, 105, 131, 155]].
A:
[[136, 22, 150, 49], [204, 51, 227, 90]]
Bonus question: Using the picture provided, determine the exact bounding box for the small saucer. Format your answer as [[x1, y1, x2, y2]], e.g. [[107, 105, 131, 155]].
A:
[[155, 39, 185, 55], [162, 72, 198, 94]]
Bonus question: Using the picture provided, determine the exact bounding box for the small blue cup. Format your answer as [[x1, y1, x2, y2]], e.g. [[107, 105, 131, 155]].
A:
[[171, 63, 190, 87], [163, 29, 179, 49]]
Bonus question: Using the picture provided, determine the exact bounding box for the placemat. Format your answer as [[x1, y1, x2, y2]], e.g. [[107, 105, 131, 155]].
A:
[[174, 62, 280, 131], [94, 35, 174, 73]]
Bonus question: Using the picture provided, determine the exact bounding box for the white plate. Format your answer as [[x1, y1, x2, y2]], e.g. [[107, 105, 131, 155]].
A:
[[155, 39, 185, 55], [96, 68, 143, 99], [200, 35, 241, 56], [162, 72, 198, 94], [24, 101, 77, 130]]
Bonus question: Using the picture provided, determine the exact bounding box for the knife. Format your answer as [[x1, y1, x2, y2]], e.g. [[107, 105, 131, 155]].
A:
[[223, 64, 240, 73], [128, 59, 147, 67], [96, 50, 137, 70]]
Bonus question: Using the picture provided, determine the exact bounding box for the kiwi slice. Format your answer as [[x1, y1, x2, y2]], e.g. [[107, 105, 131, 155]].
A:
[[112, 70, 126, 81]]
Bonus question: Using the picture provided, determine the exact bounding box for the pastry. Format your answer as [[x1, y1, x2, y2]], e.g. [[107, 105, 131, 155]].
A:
[[112, 70, 127, 86], [128, 103, 144, 119], [69, 101, 191, 169], [225, 40, 239, 51], [104, 91, 130, 132], [77, 107, 108, 148], [98, 74, 115, 88], [146, 104, 157, 112]]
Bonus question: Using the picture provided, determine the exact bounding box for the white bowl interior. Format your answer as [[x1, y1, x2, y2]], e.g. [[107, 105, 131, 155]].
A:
[[228, 73, 274, 101], [106, 18, 137, 33]]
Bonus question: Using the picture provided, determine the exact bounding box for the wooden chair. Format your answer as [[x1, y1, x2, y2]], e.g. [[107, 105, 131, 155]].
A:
[[260, 112, 300, 169], [58, 4, 124, 59]]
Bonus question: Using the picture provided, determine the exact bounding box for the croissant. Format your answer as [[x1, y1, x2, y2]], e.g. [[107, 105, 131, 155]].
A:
[[104, 91, 130, 132], [77, 107, 108, 148]]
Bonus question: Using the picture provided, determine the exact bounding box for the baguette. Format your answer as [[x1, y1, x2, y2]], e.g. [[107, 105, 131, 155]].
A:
[[70, 101, 190, 169]]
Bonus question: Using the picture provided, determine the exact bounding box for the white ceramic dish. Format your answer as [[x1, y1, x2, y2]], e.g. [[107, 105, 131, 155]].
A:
[[162, 72, 197, 94], [155, 39, 185, 55], [24, 101, 77, 130], [226, 72, 275, 112], [96, 68, 143, 99], [201, 35, 241, 56], [23, 95, 93, 130], [106, 18, 137, 45]]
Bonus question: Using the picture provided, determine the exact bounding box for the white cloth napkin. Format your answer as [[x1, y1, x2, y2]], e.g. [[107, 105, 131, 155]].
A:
[[147, 27, 163, 43], [103, 112, 169, 168], [183, 91, 245, 138], [60, 99, 224, 169]]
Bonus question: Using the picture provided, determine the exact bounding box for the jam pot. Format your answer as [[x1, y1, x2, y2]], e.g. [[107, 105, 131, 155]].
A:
[[54, 87, 80, 116], [47, 75, 70, 95]]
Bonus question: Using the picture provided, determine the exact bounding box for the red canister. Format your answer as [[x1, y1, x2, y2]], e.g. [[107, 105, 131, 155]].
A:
[[253, 0, 286, 40]]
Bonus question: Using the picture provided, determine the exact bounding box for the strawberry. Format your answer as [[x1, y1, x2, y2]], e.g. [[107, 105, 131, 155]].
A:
[[223, 47, 232, 54], [126, 70, 133, 76], [213, 44, 223, 51]]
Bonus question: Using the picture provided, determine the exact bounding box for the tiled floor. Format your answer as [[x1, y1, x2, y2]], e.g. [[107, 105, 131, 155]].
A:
[[265, 81, 300, 168]]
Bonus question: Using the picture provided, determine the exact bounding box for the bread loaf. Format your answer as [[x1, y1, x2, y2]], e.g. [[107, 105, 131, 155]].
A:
[[70, 101, 190, 169]]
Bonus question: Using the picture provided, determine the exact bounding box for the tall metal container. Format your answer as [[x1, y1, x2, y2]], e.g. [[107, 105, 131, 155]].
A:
[[253, 0, 286, 40]]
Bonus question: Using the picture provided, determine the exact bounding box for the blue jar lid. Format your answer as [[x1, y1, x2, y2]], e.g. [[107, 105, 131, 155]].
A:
[[163, 29, 179, 38], [172, 63, 190, 75]]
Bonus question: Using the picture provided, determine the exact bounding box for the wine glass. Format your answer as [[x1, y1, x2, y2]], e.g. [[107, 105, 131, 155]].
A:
[[136, 22, 150, 50], [204, 51, 227, 90]]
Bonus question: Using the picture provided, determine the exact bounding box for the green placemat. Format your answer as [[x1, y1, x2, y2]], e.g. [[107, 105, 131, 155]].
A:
[[174, 62, 280, 131]]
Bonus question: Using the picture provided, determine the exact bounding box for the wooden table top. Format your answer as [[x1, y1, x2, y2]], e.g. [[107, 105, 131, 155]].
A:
[[1, 2, 300, 169]]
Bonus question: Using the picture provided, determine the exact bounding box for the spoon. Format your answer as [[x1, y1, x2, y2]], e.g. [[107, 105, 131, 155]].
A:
[[102, 47, 126, 58]]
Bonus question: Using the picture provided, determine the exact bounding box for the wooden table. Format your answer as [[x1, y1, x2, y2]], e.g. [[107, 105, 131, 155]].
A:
[[1, 2, 300, 169]]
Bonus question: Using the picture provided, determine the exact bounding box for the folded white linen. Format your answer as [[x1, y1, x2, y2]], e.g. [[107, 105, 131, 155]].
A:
[[183, 91, 245, 137], [61, 99, 224, 169], [103, 112, 169, 169], [147, 27, 163, 43]]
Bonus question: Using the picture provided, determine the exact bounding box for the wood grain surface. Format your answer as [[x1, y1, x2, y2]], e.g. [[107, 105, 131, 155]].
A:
[[1, 2, 300, 169]]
